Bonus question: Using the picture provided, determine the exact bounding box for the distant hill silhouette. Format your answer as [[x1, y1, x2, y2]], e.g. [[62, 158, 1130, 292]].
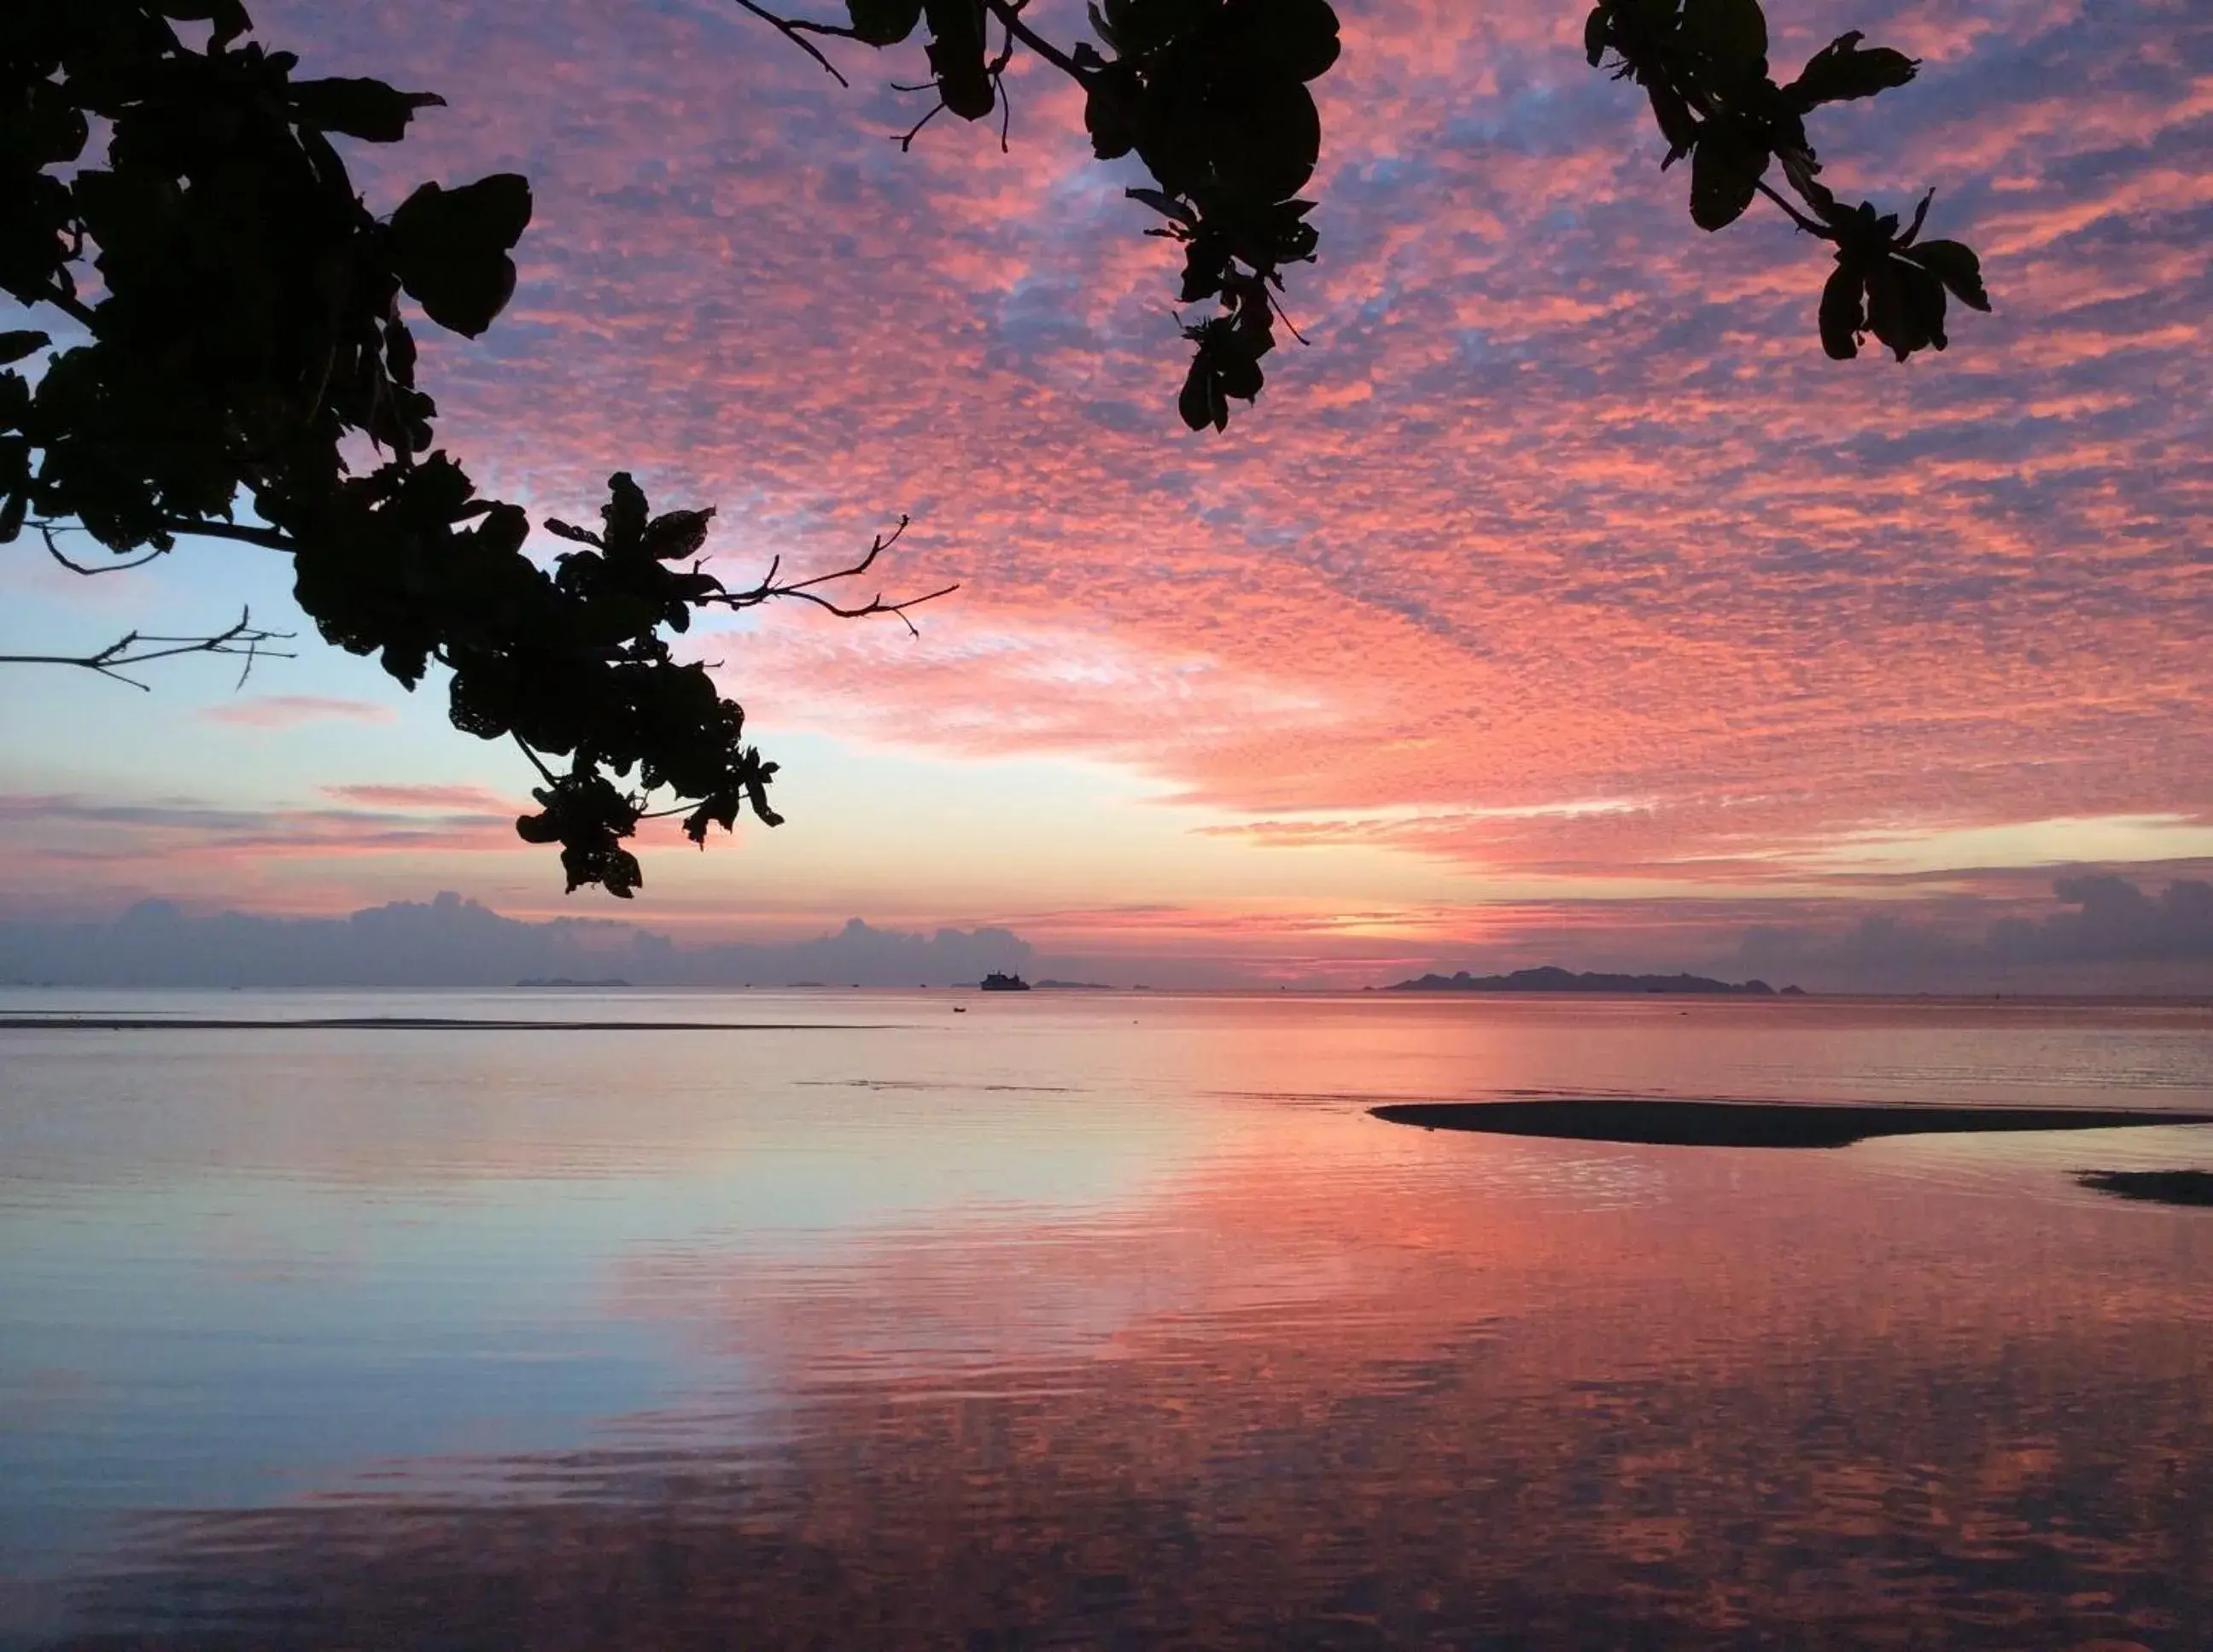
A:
[[1387, 966, 1791, 996], [0, 894, 1031, 989]]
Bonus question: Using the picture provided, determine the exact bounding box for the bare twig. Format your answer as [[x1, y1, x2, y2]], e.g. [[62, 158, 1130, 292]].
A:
[[896, 98, 948, 151], [512, 733, 559, 786], [729, 0, 853, 86], [0, 607, 294, 691], [780, 579, 961, 638], [992, 60, 1014, 151], [983, 0, 1083, 79], [1264, 287, 1311, 346], [733, 0, 1077, 154], [38, 522, 169, 576], [32, 515, 300, 574], [779, 515, 910, 593], [706, 516, 959, 638], [1754, 178, 1833, 238], [989, 16, 1017, 152]]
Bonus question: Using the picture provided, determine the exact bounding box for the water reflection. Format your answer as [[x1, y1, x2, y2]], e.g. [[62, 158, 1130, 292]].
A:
[[5, 994, 2213, 1646], [41, 1126, 2213, 1645]]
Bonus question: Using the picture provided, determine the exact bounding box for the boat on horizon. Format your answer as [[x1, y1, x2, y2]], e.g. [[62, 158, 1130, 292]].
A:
[[979, 972, 1031, 992]]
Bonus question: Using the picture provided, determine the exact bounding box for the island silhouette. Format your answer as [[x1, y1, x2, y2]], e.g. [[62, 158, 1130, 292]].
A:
[[1386, 966, 1799, 995]]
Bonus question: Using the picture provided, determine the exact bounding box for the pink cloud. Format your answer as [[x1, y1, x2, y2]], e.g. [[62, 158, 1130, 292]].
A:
[[322, 784, 521, 812], [0, 792, 523, 876], [200, 696, 396, 729]]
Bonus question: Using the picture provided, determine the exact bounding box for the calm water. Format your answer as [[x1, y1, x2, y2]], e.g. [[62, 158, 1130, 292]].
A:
[[3, 989, 2212, 1648]]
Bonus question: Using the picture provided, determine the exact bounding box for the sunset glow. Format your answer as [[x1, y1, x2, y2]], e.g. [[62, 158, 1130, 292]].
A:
[[3, 0, 2206, 986]]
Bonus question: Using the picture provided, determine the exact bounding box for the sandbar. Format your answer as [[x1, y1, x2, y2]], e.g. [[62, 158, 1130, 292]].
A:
[[2074, 1169, 2213, 1207], [1372, 1098, 2213, 1149]]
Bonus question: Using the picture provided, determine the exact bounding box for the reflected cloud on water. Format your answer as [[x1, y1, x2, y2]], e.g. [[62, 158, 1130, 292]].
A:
[[51, 1122, 2213, 1649], [6, 994, 2213, 1647]]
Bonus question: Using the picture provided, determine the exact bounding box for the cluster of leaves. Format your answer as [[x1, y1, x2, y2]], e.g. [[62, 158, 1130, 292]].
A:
[[752, 0, 1337, 432], [840, 0, 999, 119], [753, 0, 1991, 421], [283, 457, 792, 897], [1076, 0, 1339, 431], [1584, 0, 1990, 359], [3, 1, 939, 896]]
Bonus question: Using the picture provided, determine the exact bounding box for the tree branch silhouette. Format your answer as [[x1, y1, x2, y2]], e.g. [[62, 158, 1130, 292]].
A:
[[704, 518, 960, 637], [729, 0, 855, 85], [2, 2, 948, 899], [736, 0, 1992, 424], [0, 609, 293, 692]]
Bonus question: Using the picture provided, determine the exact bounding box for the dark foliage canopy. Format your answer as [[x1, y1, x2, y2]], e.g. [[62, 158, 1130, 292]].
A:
[[2, 0, 948, 896], [3, 0, 1991, 896]]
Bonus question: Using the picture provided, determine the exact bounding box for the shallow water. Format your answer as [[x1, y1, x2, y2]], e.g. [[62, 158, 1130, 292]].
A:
[[3, 989, 2212, 1648]]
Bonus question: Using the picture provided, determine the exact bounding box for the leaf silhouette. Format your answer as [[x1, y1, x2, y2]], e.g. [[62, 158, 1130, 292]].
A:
[[389, 174, 534, 338], [1906, 239, 1991, 311], [1785, 31, 1918, 109], [289, 78, 446, 143], [845, 0, 923, 45], [1690, 126, 1767, 231]]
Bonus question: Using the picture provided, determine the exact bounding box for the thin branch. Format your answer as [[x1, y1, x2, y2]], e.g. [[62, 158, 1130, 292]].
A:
[[983, 0, 1083, 79], [0, 608, 293, 691], [154, 517, 301, 552], [733, 0, 1075, 149], [896, 99, 947, 150], [1754, 178, 1832, 237], [31, 515, 300, 574], [986, 15, 1018, 152], [747, 2, 865, 40], [776, 579, 961, 638], [512, 733, 559, 787], [1900, 187, 1935, 246], [704, 516, 957, 637], [774, 515, 907, 593], [729, 0, 851, 87], [38, 522, 169, 576]]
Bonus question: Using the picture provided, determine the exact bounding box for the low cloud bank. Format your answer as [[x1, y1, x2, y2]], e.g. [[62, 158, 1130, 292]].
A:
[[11, 877, 2212, 995], [0, 893, 1031, 989], [1734, 876, 2213, 993]]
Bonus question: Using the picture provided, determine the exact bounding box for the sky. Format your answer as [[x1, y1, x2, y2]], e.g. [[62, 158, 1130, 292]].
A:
[[2, 0, 2209, 986]]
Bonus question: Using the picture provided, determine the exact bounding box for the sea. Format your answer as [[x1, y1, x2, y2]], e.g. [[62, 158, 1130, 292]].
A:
[[3, 988, 2211, 1648]]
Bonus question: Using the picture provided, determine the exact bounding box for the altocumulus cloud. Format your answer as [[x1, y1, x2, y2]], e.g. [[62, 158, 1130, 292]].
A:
[[235, 0, 2213, 892]]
